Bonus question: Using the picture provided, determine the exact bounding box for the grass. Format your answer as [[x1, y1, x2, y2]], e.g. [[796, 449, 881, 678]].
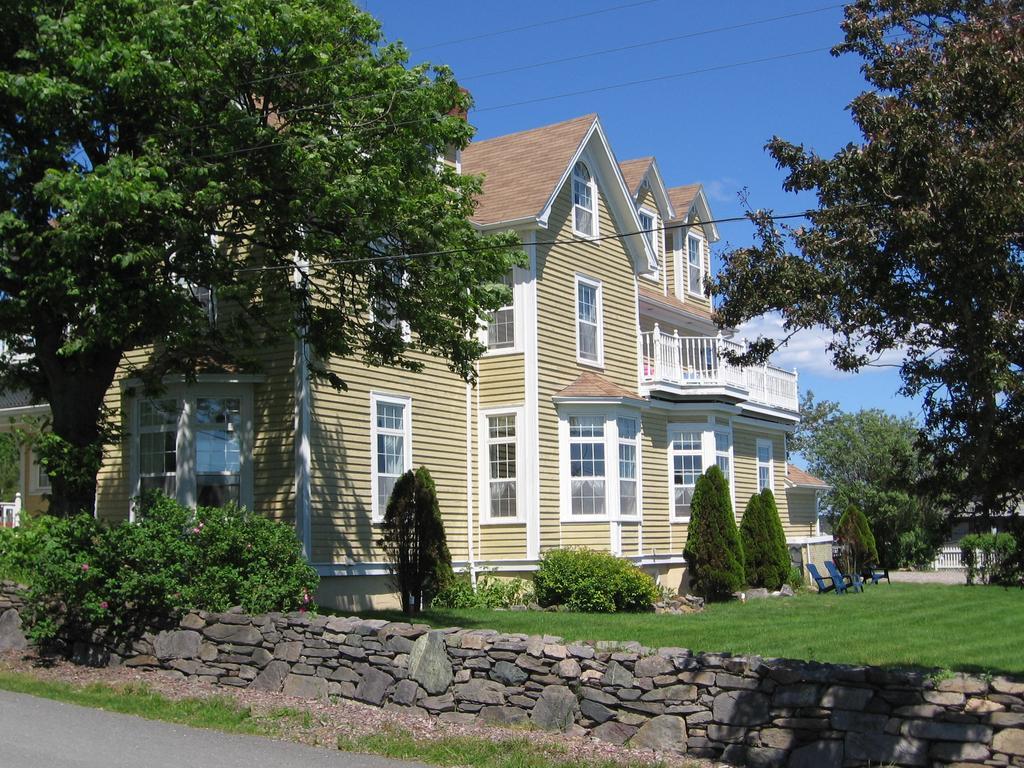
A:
[[338, 730, 676, 768], [0, 669, 276, 734], [0, 670, 679, 768], [365, 583, 1024, 676]]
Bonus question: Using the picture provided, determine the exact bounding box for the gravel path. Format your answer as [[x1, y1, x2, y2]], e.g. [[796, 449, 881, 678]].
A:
[[889, 569, 967, 585]]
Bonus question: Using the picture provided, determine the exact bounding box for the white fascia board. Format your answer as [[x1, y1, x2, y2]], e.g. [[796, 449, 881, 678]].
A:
[[735, 402, 800, 425], [537, 117, 656, 275], [666, 187, 719, 243], [645, 159, 676, 220], [786, 534, 834, 545], [472, 216, 545, 233], [0, 404, 50, 421], [551, 395, 651, 408], [732, 413, 798, 431]]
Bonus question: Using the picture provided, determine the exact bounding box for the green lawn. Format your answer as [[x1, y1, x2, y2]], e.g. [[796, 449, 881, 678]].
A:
[[367, 583, 1024, 676]]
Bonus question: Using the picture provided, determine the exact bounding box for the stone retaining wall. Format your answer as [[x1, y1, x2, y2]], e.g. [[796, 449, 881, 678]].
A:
[[1, 583, 1022, 767]]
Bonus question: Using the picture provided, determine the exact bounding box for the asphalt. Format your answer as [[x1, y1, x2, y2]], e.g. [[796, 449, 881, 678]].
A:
[[0, 689, 428, 768]]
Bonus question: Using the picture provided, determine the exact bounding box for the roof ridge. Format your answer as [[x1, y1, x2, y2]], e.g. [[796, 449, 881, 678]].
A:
[[468, 113, 598, 148]]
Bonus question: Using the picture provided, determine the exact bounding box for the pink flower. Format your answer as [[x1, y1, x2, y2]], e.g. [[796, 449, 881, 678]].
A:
[[99, 601, 108, 610], [299, 606, 308, 613], [191, 526, 201, 534], [81, 563, 89, 572]]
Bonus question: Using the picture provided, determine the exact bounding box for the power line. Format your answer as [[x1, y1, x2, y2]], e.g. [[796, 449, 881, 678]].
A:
[[140, 4, 844, 146], [192, 42, 846, 163], [232, 207, 867, 276]]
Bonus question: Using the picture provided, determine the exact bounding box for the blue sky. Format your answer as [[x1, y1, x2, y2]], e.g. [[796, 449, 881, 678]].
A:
[[361, 0, 921, 420]]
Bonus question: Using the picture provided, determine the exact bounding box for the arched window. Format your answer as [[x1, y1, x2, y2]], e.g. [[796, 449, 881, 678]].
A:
[[572, 161, 596, 237]]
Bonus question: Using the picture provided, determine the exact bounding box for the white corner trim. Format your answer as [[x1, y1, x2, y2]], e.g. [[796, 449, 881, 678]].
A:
[[523, 230, 541, 561], [294, 334, 312, 559]]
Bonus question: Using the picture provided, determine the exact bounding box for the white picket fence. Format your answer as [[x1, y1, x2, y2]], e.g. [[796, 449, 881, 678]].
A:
[[932, 544, 964, 570], [1, 493, 21, 528]]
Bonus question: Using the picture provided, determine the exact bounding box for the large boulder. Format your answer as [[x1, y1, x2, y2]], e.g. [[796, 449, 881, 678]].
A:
[[530, 685, 578, 732], [712, 690, 771, 726], [408, 631, 453, 695], [202, 623, 262, 646], [630, 715, 687, 752], [282, 673, 329, 700], [0, 609, 27, 652], [250, 660, 290, 693], [154, 629, 201, 661]]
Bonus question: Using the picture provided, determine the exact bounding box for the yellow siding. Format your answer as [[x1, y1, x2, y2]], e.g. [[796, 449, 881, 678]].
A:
[[639, 408, 676, 555], [477, 354, 525, 407], [682, 215, 714, 312], [309, 352, 470, 564], [620, 522, 640, 557], [733, 426, 792, 533], [785, 488, 820, 538], [536, 176, 639, 552], [19, 444, 48, 515]]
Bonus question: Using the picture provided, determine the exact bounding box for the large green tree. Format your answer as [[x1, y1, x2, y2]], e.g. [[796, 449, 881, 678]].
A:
[[713, 1, 1024, 519], [0, 0, 520, 516], [798, 397, 948, 568]]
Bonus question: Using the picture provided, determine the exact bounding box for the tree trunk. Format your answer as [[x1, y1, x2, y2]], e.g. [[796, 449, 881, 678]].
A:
[[35, 333, 123, 518]]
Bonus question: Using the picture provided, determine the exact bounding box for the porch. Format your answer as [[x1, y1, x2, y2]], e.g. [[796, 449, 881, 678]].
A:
[[639, 328, 799, 413]]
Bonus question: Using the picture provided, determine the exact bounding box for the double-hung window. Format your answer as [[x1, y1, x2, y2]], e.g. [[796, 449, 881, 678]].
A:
[[30, 450, 51, 494], [139, 399, 180, 497], [485, 412, 519, 521], [576, 275, 603, 365], [757, 438, 774, 493], [194, 398, 242, 507], [371, 394, 412, 522], [687, 232, 704, 296], [572, 161, 596, 237], [569, 416, 605, 516], [714, 430, 731, 483], [670, 430, 703, 521], [617, 417, 639, 518], [486, 271, 516, 351]]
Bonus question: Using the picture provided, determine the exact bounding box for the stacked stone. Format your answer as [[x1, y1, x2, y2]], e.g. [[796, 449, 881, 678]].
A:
[[0, 581, 27, 652], [116, 608, 1024, 767]]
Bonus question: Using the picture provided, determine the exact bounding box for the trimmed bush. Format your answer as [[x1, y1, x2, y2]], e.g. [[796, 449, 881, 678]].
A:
[[740, 489, 791, 591], [961, 532, 1018, 586], [836, 505, 879, 576], [377, 467, 452, 615], [533, 548, 659, 613], [19, 493, 318, 647], [684, 465, 745, 601], [431, 573, 535, 610]]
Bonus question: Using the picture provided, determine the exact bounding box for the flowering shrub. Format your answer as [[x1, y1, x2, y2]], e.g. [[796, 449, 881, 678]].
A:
[[19, 493, 318, 648], [431, 572, 535, 609]]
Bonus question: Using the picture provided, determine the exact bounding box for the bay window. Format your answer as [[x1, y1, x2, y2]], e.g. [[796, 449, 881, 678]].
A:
[[757, 438, 774, 493], [617, 417, 639, 518], [569, 416, 605, 516], [560, 412, 643, 521], [132, 385, 253, 516]]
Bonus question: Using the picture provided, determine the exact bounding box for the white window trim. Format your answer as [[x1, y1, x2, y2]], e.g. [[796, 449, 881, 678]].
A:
[[481, 265, 525, 357], [29, 449, 50, 494], [575, 273, 605, 368], [479, 406, 525, 525], [686, 228, 706, 298], [638, 206, 659, 281], [370, 267, 412, 343], [757, 437, 775, 494], [129, 383, 255, 521], [558, 409, 643, 523], [668, 421, 733, 523], [571, 161, 599, 240], [370, 391, 413, 524]]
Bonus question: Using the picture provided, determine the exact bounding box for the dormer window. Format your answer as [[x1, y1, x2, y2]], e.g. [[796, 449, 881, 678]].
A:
[[687, 231, 705, 297], [572, 161, 597, 238], [638, 207, 659, 275]]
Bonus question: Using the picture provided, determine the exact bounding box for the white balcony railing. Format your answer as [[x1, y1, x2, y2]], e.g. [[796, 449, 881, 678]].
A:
[[640, 328, 799, 412]]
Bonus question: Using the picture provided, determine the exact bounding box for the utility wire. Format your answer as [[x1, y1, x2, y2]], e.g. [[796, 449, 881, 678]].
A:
[[193, 42, 848, 163], [232, 206, 869, 275], [140, 4, 844, 145]]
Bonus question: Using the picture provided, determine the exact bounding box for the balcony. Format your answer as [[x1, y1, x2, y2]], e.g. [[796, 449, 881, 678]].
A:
[[639, 328, 799, 413]]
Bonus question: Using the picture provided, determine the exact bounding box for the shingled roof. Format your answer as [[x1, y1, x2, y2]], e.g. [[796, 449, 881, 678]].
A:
[[618, 157, 654, 197], [786, 464, 830, 489], [637, 284, 715, 324], [460, 114, 597, 227], [554, 372, 641, 401], [666, 184, 701, 221]]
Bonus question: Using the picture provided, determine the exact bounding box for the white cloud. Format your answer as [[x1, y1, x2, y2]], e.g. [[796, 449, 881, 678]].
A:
[[703, 177, 740, 205], [735, 314, 906, 379]]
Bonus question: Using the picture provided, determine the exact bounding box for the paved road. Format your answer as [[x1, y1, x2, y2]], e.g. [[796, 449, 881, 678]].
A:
[[0, 689, 427, 768]]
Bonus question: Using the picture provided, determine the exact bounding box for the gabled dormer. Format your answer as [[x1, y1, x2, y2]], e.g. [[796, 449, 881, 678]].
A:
[[619, 157, 675, 288]]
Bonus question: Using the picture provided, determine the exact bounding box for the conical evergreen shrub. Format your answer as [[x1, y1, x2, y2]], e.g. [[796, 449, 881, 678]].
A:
[[740, 489, 791, 590], [377, 467, 453, 615], [836, 504, 879, 575], [683, 465, 745, 601]]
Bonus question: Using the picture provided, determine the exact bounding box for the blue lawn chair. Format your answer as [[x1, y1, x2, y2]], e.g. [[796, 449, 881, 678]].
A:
[[806, 563, 835, 593], [862, 565, 890, 585], [825, 560, 863, 594]]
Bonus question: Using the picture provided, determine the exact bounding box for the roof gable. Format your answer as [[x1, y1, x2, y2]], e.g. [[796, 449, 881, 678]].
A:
[[667, 184, 719, 242], [620, 157, 674, 220]]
